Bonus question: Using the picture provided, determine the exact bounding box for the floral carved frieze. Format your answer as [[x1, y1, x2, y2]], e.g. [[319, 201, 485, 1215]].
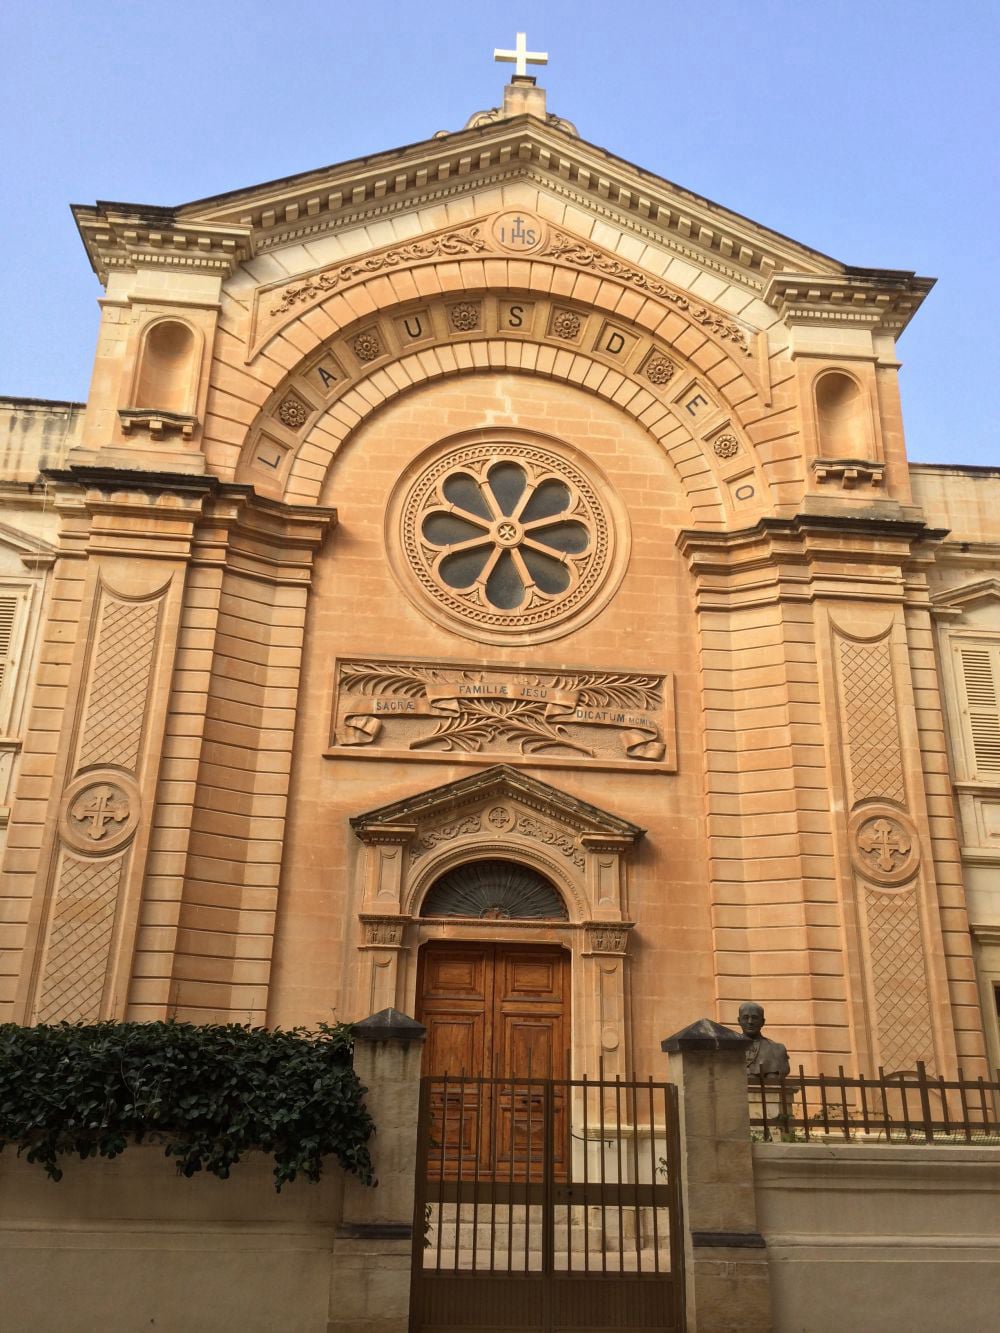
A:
[[268, 226, 489, 317], [542, 232, 750, 353], [255, 212, 751, 357], [329, 657, 675, 772], [407, 800, 584, 870], [411, 814, 483, 860]]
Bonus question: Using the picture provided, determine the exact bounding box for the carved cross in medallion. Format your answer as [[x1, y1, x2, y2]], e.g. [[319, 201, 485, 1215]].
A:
[[857, 818, 910, 874], [493, 32, 548, 78], [71, 785, 131, 841]]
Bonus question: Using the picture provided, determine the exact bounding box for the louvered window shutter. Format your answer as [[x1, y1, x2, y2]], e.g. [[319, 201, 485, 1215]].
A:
[[0, 593, 24, 732], [958, 644, 1000, 780]]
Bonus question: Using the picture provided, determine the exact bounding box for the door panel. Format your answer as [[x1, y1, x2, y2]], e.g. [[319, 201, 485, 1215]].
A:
[[416, 941, 569, 1179]]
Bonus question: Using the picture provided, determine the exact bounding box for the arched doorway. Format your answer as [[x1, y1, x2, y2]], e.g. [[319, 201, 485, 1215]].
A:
[[415, 859, 571, 1179]]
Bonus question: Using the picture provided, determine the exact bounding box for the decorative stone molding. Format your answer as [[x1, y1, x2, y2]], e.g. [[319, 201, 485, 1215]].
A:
[[812, 457, 886, 489], [764, 270, 934, 336], [269, 226, 488, 317], [253, 214, 753, 363], [73, 203, 252, 284], [119, 408, 198, 441], [277, 395, 309, 429], [832, 618, 938, 1071], [583, 923, 633, 955], [848, 806, 920, 886], [852, 809, 920, 886], [448, 301, 481, 331], [360, 916, 409, 947], [551, 309, 582, 340], [411, 814, 482, 860], [642, 352, 675, 386], [352, 330, 383, 363]]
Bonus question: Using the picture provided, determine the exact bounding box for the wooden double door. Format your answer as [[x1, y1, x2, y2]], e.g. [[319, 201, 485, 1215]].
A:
[[416, 942, 570, 1179]]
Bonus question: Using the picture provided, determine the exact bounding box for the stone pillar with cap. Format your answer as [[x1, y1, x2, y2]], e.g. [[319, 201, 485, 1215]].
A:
[[333, 1008, 426, 1333], [661, 1019, 773, 1333]]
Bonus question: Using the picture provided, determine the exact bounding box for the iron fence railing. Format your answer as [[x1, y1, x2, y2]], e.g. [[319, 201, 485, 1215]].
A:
[[750, 1062, 1000, 1143]]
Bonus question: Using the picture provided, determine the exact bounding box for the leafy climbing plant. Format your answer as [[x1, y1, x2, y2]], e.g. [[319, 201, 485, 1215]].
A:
[[0, 1020, 374, 1191]]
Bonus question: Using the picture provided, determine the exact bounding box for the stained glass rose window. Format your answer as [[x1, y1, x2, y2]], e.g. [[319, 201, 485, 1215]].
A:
[[389, 432, 627, 643]]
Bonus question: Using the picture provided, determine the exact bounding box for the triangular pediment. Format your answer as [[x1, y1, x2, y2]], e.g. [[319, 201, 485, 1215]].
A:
[[0, 520, 57, 571], [350, 764, 644, 842], [931, 576, 1000, 617], [182, 115, 842, 280], [73, 108, 931, 325]]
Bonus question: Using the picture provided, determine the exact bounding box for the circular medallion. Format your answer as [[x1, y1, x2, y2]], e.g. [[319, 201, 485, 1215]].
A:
[[61, 773, 141, 855], [848, 805, 920, 887], [388, 430, 628, 644], [490, 210, 548, 255]]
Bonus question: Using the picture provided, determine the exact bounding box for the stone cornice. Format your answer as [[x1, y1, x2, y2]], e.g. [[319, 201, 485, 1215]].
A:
[[42, 468, 336, 579], [677, 514, 948, 607], [350, 764, 645, 841], [90, 118, 858, 299], [72, 203, 253, 284], [929, 576, 1000, 619], [763, 270, 935, 336]]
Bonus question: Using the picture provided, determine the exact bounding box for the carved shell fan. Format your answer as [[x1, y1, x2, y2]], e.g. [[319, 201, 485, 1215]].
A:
[[421, 859, 568, 920]]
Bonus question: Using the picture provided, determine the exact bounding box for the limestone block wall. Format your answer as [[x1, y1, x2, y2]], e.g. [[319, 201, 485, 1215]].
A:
[[0, 1149, 345, 1333], [754, 1143, 1000, 1332]]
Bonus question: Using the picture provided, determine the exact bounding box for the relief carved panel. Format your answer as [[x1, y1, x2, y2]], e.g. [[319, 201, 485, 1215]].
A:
[[833, 621, 934, 1070], [34, 586, 165, 1023], [330, 658, 674, 773]]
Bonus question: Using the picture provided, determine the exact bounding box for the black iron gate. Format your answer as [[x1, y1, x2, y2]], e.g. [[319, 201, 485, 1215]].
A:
[[410, 1072, 684, 1332]]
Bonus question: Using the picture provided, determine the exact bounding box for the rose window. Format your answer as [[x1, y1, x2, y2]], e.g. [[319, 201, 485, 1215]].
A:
[[422, 460, 591, 610], [390, 433, 626, 643]]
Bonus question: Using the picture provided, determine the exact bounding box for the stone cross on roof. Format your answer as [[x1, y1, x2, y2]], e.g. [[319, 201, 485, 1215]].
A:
[[493, 31, 548, 79]]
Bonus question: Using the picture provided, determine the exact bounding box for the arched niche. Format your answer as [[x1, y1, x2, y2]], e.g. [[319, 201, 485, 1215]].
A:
[[132, 318, 199, 414], [814, 369, 870, 458]]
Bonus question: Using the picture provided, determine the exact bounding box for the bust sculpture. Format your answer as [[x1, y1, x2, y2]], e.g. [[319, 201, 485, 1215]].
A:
[[738, 1002, 790, 1077]]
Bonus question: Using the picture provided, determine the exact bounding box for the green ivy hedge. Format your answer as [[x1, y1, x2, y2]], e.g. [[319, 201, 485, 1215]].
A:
[[0, 1020, 374, 1191]]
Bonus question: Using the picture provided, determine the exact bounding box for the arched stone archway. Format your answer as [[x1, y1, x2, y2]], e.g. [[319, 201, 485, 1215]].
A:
[[202, 214, 791, 523], [349, 766, 642, 1075]]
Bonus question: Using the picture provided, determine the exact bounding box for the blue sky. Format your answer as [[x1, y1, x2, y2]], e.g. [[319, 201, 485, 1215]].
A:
[[1, 0, 996, 465]]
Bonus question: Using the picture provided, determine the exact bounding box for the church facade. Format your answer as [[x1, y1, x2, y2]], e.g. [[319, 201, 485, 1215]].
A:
[[1, 73, 997, 1085]]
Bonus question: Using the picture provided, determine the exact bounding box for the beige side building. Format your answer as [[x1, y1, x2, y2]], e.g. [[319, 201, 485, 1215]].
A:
[[1, 74, 997, 1086]]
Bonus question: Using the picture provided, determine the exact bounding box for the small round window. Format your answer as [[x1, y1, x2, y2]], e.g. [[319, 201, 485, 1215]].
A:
[[389, 431, 627, 643]]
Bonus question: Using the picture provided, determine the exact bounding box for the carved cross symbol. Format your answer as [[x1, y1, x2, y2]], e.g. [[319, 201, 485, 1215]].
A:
[[493, 32, 548, 78], [72, 786, 130, 841], [857, 818, 910, 873], [497, 522, 518, 542]]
